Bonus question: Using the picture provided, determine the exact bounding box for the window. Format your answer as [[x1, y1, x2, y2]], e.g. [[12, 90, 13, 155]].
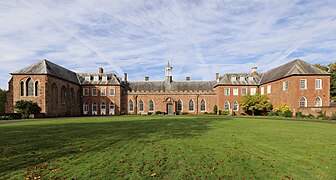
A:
[[299, 97, 307, 107], [83, 103, 89, 115], [233, 101, 239, 111], [85, 76, 90, 81], [83, 88, 89, 96], [94, 75, 99, 81], [102, 76, 107, 81], [92, 102, 97, 114], [233, 88, 238, 96], [129, 100, 134, 112], [20, 81, 24, 96], [224, 101, 230, 111], [300, 79, 307, 90], [101, 88, 106, 96], [92, 88, 97, 96], [248, 77, 254, 81], [35, 81, 39, 96], [224, 88, 230, 96], [200, 100, 206, 111], [242, 88, 247, 96], [177, 100, 183, 111], [189, 100, 194, 111], [26, 78, 34, 96], [230, 76, 236, 81], [61, 86, 67, 104], [139, 100, 144, 112], [315, 79, 322, 89], [283, 81, 288, 91], [267, 85, 271, 94], [109, 88, 115, 96], [260, 87, 264, 95], [110, 102, 115, 115], [101, 102, 106, 115], [250, 88, 256, 95], [239, 77, 245, 81], [149, 100, 154, 112], [315, 97, 322, 107]]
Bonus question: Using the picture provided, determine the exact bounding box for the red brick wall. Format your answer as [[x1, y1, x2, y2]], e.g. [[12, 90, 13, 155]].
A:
[[297, 107, 336, 117]]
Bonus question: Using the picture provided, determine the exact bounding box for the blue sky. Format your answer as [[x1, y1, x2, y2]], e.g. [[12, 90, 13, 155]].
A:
[[0, 0, 336, 89]]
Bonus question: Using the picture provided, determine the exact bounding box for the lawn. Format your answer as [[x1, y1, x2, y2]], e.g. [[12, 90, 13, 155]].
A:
[[0, 116, 335, 179]]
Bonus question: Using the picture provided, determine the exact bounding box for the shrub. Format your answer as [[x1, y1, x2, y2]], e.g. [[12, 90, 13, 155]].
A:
[[274, 104, 293, 117], [282, 109, 293, 117], [213, 105, 218, 115], [267, 111, 278, 116], [155, 111, 163, 115], [221, 110, 230, 115], [231, 111, 236, 116], [204, 112, 209, 115], [317, 111, 329, 120], [14, 100, 41, 119], [306, 113, 315, 119], [148, 112, 153, 115], [181, 112, 189, 115], [330, 112, 336, 120], [0, 116, 12, 120], [218, 110, 222, 115], [295, 111, 303, 118]]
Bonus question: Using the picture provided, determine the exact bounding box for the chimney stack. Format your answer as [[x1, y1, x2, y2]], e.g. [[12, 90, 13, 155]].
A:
[[99, 67, 104, 74], [251, 67, 257, 74], [216, 73, 219, 81], [124, 73, 128, 82], [145, 77, 149, 81], [186, 76, 190, 81]]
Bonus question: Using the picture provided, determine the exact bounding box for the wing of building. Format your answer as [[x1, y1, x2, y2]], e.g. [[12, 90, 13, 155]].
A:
[[5, 59, 332, 117]]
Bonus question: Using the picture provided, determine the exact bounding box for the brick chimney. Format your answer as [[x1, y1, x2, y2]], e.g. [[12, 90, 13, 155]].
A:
[[99, 67, 104, 74], [124, 73, 128, 82], [186, 76, 190, 81], [145, 77, 149, 81]]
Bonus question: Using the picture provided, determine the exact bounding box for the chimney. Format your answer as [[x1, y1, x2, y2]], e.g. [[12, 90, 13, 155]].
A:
[[124, 73, 128, 82], [216, 73, 219, 81], [99, 67, 104, 74], [186, 76, 190, 81], [251, 67, 257, 74], [145, 77, 149, 81]]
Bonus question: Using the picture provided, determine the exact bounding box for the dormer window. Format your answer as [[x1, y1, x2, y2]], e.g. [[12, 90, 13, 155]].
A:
[[94, 75, 99, 81], [102, 76, 107, 81], [230, 76, 236, 81], [239, 77, 245, 81], [85, 76, 90, 81], [248, 77, 254, 81]]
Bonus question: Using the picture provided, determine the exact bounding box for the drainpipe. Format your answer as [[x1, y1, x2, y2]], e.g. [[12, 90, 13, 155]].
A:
[[134, 95, 138, 115], [196, 94, 199, 115]]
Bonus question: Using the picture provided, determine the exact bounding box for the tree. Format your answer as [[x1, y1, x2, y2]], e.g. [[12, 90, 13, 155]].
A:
[[314, 63, 336, 101], [213, 105, 218, 114], [14, 100, 41, 119], [0, 89, 6, 114], [239, 93, 272, 115]]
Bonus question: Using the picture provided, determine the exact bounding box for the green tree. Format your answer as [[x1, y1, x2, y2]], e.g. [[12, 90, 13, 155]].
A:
[[239, 93, 272, 115], [14, 100, 41, 119], [213, 105, 218, 114], [314, 63, 336, 101], [0, 89, 7, 114]]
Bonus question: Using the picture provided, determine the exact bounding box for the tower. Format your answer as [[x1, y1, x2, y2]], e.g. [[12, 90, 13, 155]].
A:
[[165, 61, 173, 83]]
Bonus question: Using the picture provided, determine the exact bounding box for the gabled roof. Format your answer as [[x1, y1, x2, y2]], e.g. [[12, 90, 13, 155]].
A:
[[216, 73, 262, 86], [77, 73, 121, 85], [260, 59, 329, 84], [125, 81, 216, 92], [12, 59, 79, 84]]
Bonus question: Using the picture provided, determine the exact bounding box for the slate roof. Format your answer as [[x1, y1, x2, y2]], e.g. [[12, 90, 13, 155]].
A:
[[12, 59, 80, 84], [77, 73, 121, 85], [216, 73, 262, 86], [125, 81, 216, 92], [260, 59, 330, 84]]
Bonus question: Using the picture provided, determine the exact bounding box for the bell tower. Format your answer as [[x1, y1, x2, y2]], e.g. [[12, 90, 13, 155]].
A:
[[165, 61, 173, 83]]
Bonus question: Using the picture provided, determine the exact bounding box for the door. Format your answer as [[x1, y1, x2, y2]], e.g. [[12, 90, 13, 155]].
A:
[[167, 103, 173, 115], [110, 102, 115, 115]]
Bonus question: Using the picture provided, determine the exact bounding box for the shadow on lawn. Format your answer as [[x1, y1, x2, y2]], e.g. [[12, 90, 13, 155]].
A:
[[0, 117, 224, 175]]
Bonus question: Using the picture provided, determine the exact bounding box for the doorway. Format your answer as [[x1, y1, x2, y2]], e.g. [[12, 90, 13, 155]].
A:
[[166, 103, 173, 115]]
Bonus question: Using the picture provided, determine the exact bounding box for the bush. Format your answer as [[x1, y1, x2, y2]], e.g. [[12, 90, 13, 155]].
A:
[[204, 112, 209, 115], [231, 111, 236, 116], [14, 100, 41, 119], [148, 112, 153, 115], [330, 112, 336, 120], [317, 111, 329, 120], [295, 111, 303, 118], [274, 104, 293, 117], [155, 111, 163, 115], [0, 116, 12, 120], [282, 109, 293, 117], [181, 112, 189, 115], [267, 111, 278, 116], [213, 105, 218, 115], [221, 110, 230, 115], [306, 113, 315, 119]]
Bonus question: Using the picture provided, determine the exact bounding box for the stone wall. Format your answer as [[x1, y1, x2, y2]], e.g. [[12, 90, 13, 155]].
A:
[[297, 106, 336, 116]]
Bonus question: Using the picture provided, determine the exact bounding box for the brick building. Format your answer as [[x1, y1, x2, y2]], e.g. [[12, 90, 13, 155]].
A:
[[5, 59, 332, 116]]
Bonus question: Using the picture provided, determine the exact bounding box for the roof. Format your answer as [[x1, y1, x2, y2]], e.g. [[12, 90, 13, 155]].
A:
[[216, 73, 262, 86], [77, 73, 121, 85], [260, 59, 329, 84], [125, 81, 216, 92], [12, 59, 79, 84]]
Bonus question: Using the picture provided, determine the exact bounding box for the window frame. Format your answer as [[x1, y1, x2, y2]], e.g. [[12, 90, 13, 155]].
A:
[[250, 88, 256, 95], [109, 88, 115, 96], [101, 88, 106, 96], [315, 79, 322, 90], [83, 88, 89, 96], [299, 97, 307, 107], [283, 81, 288, 91], [200, 99, 206, 112], [267, 85, 271, 94], [241, 88, 247, 96], [188, 100, 194, 112], [300, 79, 307, 90], [233, 88, 238, 96], [224, 101, 230, 111], [224, 88, 230, 96], [92, 88, 97, 96]]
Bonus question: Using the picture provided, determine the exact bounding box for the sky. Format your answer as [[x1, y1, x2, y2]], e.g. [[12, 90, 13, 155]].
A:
[[0, 0, 336, 89]]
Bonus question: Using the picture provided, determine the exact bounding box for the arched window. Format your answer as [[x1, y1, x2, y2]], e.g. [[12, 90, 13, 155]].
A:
[[233, 101, 239, 111], [83, 102, 89, 115], [92, 102, 97, 114], [315, 97, 322, 107], [20, 81, 24, 96], [51, 83, 58, 104], [61, 86, 67, 104], [110, 102, 115, 115], [129, 100, 134, 112], [189, 100, 194, 111], [26, 78, 34, 96], [35, 81, 39, 96], [224, 101, 230, 111], [300, 97, 307, 107], [149, 100, 154, 112], [101, 102, 106, 115], [139, 100, 144, 112], [177, 100, 183, 111], [200, 100, 206, 111]]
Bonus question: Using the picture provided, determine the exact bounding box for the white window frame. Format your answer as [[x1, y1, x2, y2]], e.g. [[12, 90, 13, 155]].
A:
[[315, 96, 322, 107], [315, 79, 322, 90], [250, 88, 256, 95], [101, 88, 106, 96], [188, 99, 194, 112], [92, 88, 97, 96], [109, 88, 115, 96], [129, 100, 134, 112], [93, 75, 99, 81], [239, 77, 245, 81], [149, 100, 155, 112], [260, 87, 264, 95], [83, 103, 89, 115], [300, 79, 307, 90], [85, 76, 90, 81], [200, 99, 206, 112], [242, 88, 247, 96], [102, 76, 107, 82], [177, 100, 183, 112], [267, 85, 271, 94], [139, 100, 144, 112], [230, 76, 236, 81], [224, 88, 230, 96], [233, 101, 239, 111], [233, 88, 238, 96], [283, 81, 288, 91], [299, 97, 307, 107], [83, 88, 89, 96], [92, 102, 97, 115], [224, 101, 230, 111]]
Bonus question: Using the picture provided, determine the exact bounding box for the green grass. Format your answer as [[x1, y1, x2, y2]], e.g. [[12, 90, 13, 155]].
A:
[[0, 116, 335, 179]]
